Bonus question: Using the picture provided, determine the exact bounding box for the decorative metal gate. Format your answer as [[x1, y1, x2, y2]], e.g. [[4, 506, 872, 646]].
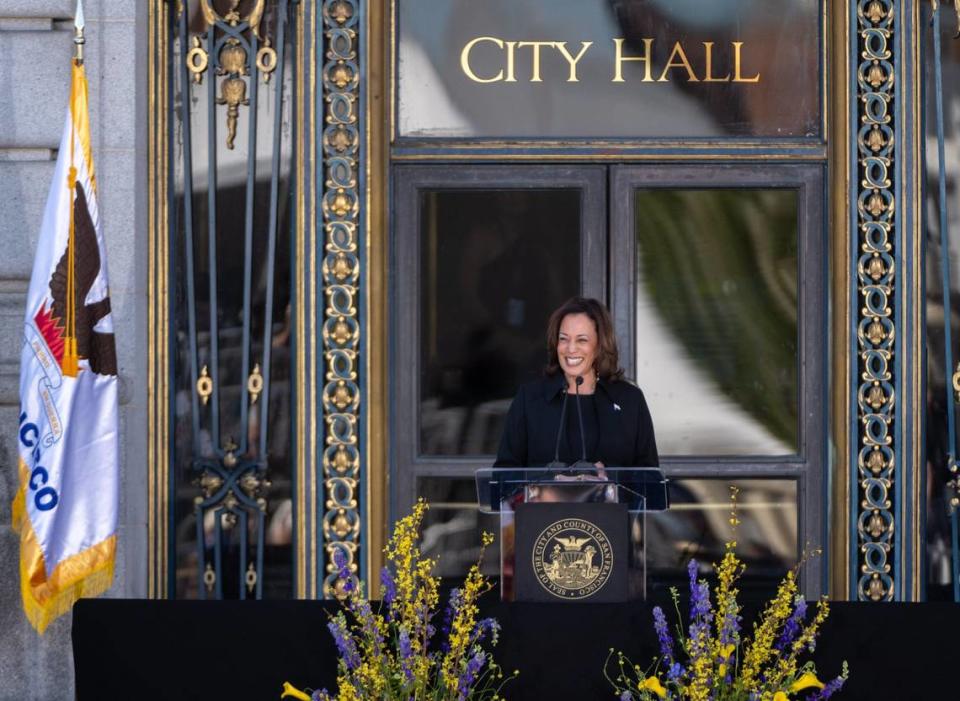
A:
[[168, 0, 298, 599]]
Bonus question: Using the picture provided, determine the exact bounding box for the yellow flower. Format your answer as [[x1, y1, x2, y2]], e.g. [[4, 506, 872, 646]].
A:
[[280, 682, 311, 701], [789, 671, 825, 692], [640, 676, 667, 698], [773, 693, 789, 701], [441, 557, 493, 692], [740, 571, 797, 689]]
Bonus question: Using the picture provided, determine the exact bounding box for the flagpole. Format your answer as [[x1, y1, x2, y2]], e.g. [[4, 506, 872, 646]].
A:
[[63, 0, 86, 377], [74, 0, 85, 65]]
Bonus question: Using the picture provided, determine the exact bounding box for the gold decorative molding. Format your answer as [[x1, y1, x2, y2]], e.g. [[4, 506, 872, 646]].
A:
[[147, 0, 171, 599], [321, 0, 362, 597]]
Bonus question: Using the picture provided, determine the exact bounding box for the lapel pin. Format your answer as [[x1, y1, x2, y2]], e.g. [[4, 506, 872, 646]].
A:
[[613, 403, 621, 412]]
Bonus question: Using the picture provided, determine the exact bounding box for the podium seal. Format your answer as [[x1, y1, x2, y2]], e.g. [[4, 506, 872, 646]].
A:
[[532, 518, 614, 599]]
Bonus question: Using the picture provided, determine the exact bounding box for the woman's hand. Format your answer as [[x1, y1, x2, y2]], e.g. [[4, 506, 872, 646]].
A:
[[553, 461, 608, 482], [594, 461, 607, 480]]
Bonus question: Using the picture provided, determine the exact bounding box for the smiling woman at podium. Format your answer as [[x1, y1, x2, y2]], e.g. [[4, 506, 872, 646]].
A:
[[494, 297, 659, 471]]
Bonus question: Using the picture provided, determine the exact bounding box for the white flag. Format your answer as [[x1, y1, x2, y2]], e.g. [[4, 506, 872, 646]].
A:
[[12, 59, 118, 633]]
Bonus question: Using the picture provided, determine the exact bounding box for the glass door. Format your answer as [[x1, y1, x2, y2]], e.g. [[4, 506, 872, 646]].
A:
[[392, 165, 607, 579], [610, 164, 827, 597]]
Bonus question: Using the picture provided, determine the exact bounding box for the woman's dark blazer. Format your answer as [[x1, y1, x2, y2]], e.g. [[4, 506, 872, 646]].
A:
[[493, 373, 659, 468]]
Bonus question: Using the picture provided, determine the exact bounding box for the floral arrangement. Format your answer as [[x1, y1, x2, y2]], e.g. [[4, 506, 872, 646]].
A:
[[282, 500, 516, 701], [607, 488, 848, 701]]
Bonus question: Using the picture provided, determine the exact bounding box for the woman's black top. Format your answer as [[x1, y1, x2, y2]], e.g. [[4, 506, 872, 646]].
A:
[[494, 373, 659, 468]]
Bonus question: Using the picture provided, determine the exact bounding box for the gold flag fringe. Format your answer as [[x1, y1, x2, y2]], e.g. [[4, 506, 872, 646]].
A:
[[13, 460, 116, 634], [20, 556, 114, 635]]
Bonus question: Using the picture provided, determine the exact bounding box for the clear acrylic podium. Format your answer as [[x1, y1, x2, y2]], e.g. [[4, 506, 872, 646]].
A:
[[475, 467, 669, 602]]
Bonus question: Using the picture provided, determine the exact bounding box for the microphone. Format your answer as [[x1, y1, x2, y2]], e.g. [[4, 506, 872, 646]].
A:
[[545, 387, 570, 469], [569, 375, 593, 471]]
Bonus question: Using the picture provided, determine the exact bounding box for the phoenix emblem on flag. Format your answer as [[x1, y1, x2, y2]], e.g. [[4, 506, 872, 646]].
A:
[[32, 183, 117, 377]]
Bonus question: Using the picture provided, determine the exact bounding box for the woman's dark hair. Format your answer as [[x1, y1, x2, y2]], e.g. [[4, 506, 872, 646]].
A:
[[544, 297, 624, 381]]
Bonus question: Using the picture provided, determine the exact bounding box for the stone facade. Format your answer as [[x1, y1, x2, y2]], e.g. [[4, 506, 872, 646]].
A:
[[0, 2, 146, 698]]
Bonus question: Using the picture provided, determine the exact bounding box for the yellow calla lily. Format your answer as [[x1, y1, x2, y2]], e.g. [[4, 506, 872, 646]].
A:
[[281, 681, 312, 701], [640, 676, 667, 699], [789, 672, 825, 692]]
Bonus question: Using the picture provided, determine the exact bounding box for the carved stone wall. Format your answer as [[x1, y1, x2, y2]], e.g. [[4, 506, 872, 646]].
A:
[[0, 1, 148, 698]]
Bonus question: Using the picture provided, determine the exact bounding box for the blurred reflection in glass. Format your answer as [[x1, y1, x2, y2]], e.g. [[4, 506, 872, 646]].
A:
[[398, 0, 819, 138], [923, 7, 960, 601], [634, 189, 798, 455], [419, 190, 580, 455], [646, 479, 797, 600], [417, 477, 501, 580]]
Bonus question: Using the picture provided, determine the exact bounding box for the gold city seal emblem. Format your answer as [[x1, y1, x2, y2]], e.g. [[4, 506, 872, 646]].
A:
[[532, 518, 613, 599]]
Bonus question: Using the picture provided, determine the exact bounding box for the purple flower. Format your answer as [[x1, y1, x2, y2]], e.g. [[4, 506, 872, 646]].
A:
[[380, 567, 397, 605], [811, 675, 846, 700], [668, 661, 685, 681], [652, 606, 675, 663], [457, 650, 487, 700], [687, 560, 699, 601], [333, 549, 355, 593], [687, 580, 713, 654], [473, 617, 500, 645], [687, 561, 711, 624], [693, 581, 712, 619], [685, 565, 714, 666], [620, 692, 634, 701], [327, 617, 360, 670], [351, 599, 384, 653], [440, 588, 463, 653], [718, 605, 741, 646], [775, 599, 807, 652], [398, 628, 415, 682]]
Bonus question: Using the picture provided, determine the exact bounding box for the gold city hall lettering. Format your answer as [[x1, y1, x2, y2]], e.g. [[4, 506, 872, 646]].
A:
[[614, 39, 760, 83], [460, 37, 593, 83], [460, 37, 760, 84]]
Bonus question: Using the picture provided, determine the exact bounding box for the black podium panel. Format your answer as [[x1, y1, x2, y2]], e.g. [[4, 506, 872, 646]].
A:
[[514, 502, 628, 603], [74, 599, 960, 700]]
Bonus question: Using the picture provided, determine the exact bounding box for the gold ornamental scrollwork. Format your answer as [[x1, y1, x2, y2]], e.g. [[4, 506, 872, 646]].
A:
[[854, 0, 896, 602], [204, 563, 216, 593], [256, 40, 278, 82], [186, 36, 208, 84], [248, 363, 264, 404], [200, 0, 266, 38], [196, 365, 213, 405], [321, 0, 362, 598], [187, 0, 278, 149], [217, 73, 249, 150]]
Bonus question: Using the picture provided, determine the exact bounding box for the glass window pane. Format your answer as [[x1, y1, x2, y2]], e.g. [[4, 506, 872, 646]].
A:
[[398, 0, 820, 139], [419, 190, 580, 455], [647, 479, 798, 600], [416, 477, 797, 602], [417, 477, 501, 579], [634, 189, 798, 455], [923, 8, 960, 601]]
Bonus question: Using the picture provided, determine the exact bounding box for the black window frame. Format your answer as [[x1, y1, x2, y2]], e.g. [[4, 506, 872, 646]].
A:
[[610, 163, 827, 596], [391, 164, 608, 513]]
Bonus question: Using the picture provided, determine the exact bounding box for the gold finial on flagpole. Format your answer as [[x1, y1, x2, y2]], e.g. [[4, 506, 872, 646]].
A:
[[73, 0, 85, 64]]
